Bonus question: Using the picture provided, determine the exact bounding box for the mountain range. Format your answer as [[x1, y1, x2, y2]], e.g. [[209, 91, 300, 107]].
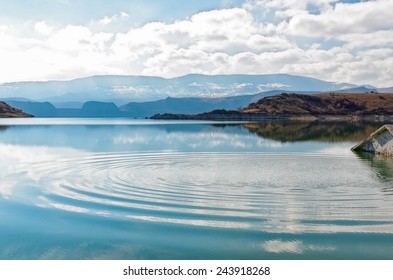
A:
[[0, 73, 358, 103], [1, 74, 391, 118]]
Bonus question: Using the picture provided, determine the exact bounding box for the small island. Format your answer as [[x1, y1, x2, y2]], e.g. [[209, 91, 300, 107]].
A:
[[151, 93, 393, 121], [0, 101, 33, 118]]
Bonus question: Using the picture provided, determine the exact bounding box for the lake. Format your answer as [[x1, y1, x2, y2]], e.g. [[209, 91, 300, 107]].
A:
[[1, 118, 393, 259]]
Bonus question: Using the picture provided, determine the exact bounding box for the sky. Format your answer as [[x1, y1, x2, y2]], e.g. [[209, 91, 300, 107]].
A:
[[0, 0, 392, 87]]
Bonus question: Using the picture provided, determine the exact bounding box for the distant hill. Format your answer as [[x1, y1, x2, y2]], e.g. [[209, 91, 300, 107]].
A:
[[2, 93, 284, 118], [244, 93, 393, 115], [379, 87, 393, 93], [1, 97, 34, 102], [0, 74, 357, 103], [6, 101, 58, 117], [120, 89, 376, 117], [4, 97, 256, 118], [52, 101, 84, 109], [4, 91, 393, 119], [3, 100, 123, 117], [0, 101, 32, 118], [331, 86, 377, 94], [80, 101, 122, 117], [120, 95, 256, 117], [152, 93, 393, 120]]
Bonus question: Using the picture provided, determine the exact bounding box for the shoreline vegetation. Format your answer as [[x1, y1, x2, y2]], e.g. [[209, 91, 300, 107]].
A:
[[151, 93, 393, 121]]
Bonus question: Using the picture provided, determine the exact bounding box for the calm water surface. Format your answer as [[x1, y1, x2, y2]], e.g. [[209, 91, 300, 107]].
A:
[[1, 119, 393, 259]]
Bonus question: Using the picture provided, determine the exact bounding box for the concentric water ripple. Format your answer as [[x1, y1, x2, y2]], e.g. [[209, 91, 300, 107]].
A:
[[12, 152, 393, 234]]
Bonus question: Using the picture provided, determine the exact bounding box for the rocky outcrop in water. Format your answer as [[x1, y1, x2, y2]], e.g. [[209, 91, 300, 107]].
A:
[[352, 125, 393, 156]]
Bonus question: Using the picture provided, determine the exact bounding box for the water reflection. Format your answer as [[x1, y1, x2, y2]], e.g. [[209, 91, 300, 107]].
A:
[[3, 143, 393, 234], [241, 121, 383, 143], [2, 119, 393, 259], [0, 120, 384, 154], [260, 239, 336, 255], [354, 151, 393, 186]]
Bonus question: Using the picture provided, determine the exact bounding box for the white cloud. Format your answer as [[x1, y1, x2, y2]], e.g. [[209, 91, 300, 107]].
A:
[[341, 30, 393, 50], [34, 21, 54, 36], [250, 0, 338, 10], [99, 12, 129, 25], [285, 0, 393, 37], [0, 2, 393, 87], [99, 17, 113, 26]]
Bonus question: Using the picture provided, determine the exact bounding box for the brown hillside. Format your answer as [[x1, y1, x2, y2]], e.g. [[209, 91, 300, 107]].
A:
[[0, 101, 33, 118], [243, 93, 393, 115]]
